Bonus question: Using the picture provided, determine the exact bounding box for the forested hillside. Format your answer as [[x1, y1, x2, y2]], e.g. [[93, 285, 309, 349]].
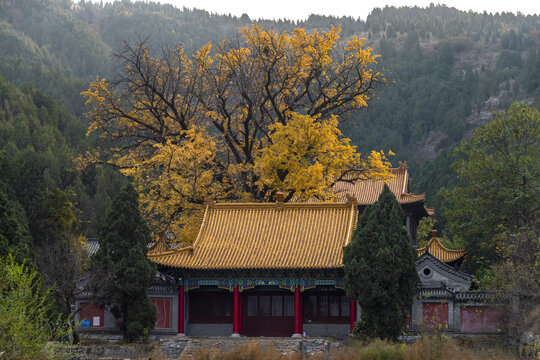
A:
[[1, 0, 539, 238], [0, 75, 124, 243]]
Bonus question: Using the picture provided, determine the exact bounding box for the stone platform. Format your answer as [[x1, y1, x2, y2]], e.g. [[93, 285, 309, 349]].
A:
[[160, 336, 343, 359], [68, 336, 343, 359]]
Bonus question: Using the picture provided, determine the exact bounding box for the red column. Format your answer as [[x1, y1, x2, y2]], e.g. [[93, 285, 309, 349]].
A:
[[178, 285, 185, 335], [350, 300, 357, 334], [238, 292, 244, 334], [232, 285, 240, 335], [293, 285, 302, 337]]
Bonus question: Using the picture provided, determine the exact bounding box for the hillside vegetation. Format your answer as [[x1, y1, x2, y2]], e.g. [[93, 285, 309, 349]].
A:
[[0, 0, 539, 236]]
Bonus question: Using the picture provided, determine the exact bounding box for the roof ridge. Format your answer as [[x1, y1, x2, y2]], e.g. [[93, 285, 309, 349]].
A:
[[147, 200, 358, 269], [417, 233, 466, 263], [427, 236, 466, 253], [211, 202, 352, 209]]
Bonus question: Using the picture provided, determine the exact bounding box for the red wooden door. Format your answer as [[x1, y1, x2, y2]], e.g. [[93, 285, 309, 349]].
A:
[[244, 292, 295, 336], [422, 302, 448, 329], [151, 298, 172, 329]]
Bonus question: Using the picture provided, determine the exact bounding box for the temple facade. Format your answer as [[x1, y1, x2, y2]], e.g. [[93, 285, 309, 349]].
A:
[[74, 163, 505, 337], [147, 199, 359, 337]]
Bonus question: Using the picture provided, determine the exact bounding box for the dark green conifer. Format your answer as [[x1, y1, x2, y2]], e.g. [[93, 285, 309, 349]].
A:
[[0, 191, 32, 264], [90, 183, 156, 342], [343, 184, 418, 340]]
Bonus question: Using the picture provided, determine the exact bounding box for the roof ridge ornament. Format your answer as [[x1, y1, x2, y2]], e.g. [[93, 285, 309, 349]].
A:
[[147, 231, 172, 255], [345, 194, 357, 207], [276, 191, 285, 210], [204, 196, 215, 207], [398, 160, 408, 170]]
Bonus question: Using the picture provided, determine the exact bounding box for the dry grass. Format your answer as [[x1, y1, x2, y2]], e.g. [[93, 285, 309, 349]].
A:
[[188, 335, 518, 360], [192, 342, 302, 360], [404, 335, 518, 360]]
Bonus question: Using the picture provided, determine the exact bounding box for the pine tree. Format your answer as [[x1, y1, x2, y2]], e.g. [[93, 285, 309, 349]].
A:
[[343, 184, 418, 340], [90, 183, 156, 342]]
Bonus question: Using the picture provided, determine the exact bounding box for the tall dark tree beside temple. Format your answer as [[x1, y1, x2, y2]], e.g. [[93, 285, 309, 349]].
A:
[[343, 185, 418, 340], [89, 183, 156, 342]]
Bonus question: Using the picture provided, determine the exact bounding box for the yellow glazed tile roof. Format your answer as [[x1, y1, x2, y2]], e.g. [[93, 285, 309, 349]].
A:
[[333, 161, 426, 205], [417, 231, 466, 263], [148, 201, 358, 270]]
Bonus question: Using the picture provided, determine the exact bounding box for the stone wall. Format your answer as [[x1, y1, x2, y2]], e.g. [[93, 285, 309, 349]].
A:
[[187, 324, 233, 337], [68, 336, 343, 359], [171, 337, 342, 359], [303, 323, 349, 338]]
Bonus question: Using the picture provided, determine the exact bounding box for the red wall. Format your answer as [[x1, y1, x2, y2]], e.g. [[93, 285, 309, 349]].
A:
[[80, 303, 104, 327], [422, 302, 448, 329], [461, 307, 504, 333], [151, 298, 172, 329], [403, 315, 412, 329]]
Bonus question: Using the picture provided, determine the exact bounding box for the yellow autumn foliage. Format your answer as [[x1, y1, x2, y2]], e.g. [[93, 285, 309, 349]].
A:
[[82, 25, 390, 243], [255, 112, 391, 200]]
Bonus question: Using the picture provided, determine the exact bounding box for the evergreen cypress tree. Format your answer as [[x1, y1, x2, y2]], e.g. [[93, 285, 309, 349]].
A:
[[343, 184, 418, 340], [90, 183, 156, 342]]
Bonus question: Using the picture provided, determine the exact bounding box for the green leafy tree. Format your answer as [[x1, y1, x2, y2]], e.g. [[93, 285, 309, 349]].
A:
[[0, 190, 32, 264], [89, 183, 156, 342], [344, 184, 418, 340], [36, 189, 86, 344], [0, 255, 67, 360], [445, 102, 539, 290]]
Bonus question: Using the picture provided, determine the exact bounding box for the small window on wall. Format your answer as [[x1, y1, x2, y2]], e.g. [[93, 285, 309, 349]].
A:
[[247, 295, 258, 316], [259, 295, 271, 316], [271, 295, 283, 316], [303, 293, 350, 323], [284, 295, 294, 316], [150, 298, 171, 329], [80, 303, 104, 328]]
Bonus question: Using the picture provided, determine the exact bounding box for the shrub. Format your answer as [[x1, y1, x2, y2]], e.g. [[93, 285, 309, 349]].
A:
[[0, 255, 68, 360], [358, 339, 404, 360]]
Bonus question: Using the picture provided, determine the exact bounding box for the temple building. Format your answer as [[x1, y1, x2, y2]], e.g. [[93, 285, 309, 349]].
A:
[[147, 198, 359, 337], [75, 162, 505, 337]]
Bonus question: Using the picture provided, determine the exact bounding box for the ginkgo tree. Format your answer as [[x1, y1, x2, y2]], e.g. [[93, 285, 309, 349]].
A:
[[82, 25, 391, 242]]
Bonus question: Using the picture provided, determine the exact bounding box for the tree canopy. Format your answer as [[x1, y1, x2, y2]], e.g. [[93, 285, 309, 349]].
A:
[[35, 189, 87, 343], [89, 183, 156, 342], [83, 25, 391, 241], [344, 184, 418, 340], [445, 102, 540, 291], [0, 191, 32, 264]]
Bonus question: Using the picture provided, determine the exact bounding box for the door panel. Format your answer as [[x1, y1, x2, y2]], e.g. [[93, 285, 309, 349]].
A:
[[244, 292, 294, 336]]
